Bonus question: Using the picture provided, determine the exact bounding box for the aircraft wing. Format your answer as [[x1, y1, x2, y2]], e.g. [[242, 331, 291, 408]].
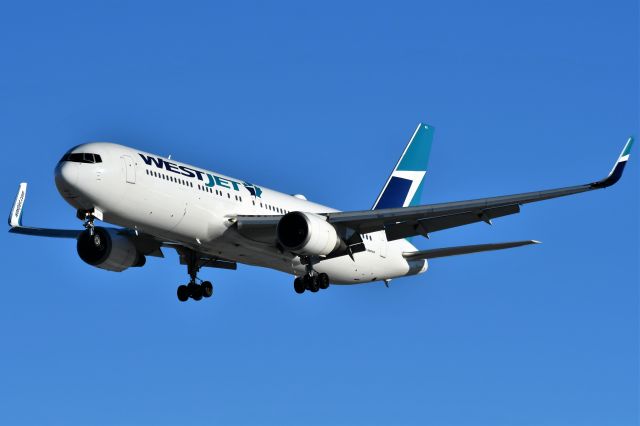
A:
[[324, 138, 633, 241], [8, 183, 82, 238], [236, 138, 633, 244], [8, 182, 166, 257]]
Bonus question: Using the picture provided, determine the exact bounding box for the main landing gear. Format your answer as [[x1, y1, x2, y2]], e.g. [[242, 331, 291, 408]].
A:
[[294, 272, 330, 294], [177, 281, 213, 302], [177, 250, 214, 302], [294, 256, 330, 294]]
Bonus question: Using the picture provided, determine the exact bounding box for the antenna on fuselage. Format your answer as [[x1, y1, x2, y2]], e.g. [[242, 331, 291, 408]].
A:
[[168, 154, 172, 160]]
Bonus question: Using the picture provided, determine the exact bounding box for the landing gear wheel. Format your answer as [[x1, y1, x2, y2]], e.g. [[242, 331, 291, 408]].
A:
[[294, 277, 305, 294], [309, 276, 320, 293], [202, 281, 213, 298], [177, 285, 189, 302], [303, 275, 314, 292], [318, 273, 330, 290], [190, 284, 203, 301]]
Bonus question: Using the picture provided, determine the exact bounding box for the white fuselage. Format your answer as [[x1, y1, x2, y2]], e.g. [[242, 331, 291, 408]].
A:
[[54, 142, 427, 284]]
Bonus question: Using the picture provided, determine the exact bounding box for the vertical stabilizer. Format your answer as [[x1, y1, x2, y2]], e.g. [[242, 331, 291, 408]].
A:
[[372, 123, 434, 210]]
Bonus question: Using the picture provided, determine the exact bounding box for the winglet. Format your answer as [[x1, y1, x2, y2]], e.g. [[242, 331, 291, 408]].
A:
[[7, 183, 83, 239], [592, 137, 634, 188], [8, 183, 27, 228]]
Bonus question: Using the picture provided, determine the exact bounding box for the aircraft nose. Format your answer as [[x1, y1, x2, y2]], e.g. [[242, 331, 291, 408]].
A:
[[54, 160, 79, 195]]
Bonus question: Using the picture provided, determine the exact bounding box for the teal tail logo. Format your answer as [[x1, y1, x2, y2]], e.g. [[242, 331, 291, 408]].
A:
[[372, 123, 434, 210]]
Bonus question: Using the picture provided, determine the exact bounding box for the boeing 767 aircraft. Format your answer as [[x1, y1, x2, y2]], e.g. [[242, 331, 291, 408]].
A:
[[8, 124, 634, 302]]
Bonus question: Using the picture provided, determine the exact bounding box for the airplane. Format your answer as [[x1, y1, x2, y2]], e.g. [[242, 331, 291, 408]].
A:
[[7, 124, 634, 302]]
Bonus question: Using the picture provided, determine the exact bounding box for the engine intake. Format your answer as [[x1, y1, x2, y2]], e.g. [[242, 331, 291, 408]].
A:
[[77, 227, 145, 272], [277, 212, 342, 256]]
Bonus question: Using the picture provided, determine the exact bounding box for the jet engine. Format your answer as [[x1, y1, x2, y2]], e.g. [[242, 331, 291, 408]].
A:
[[77, 227, 146, 272], [277, 212, 343, 256]]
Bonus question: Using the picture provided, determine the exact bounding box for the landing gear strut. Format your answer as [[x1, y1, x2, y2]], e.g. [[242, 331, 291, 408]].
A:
[[78, 209, 96, 236], [294, 256, 330, 294], [177, 249, 214, 302]]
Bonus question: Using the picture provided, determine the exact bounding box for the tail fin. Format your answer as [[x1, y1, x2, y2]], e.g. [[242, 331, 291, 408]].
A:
[[372, 123, 434, 210]]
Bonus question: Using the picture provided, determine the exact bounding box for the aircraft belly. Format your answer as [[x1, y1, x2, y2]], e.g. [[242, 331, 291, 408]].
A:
[[199, 239, 298, 275], [314, 250, 409, 284]]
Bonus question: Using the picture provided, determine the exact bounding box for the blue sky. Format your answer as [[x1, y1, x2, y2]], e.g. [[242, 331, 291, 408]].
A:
[[0, 1, 637, 425]]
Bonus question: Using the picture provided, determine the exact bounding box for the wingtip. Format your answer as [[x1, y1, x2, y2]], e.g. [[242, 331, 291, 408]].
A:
[[531, 240, 542, 244], [621, 136, 634, 159], [9, 183, 28, 228], [590, 138, 634, 189]]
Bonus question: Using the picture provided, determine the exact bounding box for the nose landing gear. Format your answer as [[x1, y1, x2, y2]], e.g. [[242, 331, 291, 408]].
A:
[[78, 209, 96, 236]]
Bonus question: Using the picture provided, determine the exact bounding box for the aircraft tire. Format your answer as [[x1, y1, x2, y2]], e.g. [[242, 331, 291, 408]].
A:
[[202, 281, 213, 298], [294, 277, 305, 294], [309, 276, 319, 293], [190, 284, 203, 301], [318, 273, 330, 289], [177, 285, 189, 302]]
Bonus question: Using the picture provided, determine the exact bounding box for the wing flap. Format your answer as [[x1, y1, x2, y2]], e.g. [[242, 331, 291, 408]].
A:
[[384, 204, 520, 241]]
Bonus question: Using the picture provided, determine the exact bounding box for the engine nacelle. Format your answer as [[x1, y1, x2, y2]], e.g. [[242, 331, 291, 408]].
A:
[[77, 227, 146, 272], [277, 212, 342, 256]]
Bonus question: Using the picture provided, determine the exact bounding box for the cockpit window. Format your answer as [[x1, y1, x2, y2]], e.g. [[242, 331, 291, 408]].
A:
[[60, 153, 102, 164]]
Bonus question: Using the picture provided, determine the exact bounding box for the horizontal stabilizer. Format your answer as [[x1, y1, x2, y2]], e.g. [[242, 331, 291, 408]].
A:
[[402, 240, 540, 260]]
